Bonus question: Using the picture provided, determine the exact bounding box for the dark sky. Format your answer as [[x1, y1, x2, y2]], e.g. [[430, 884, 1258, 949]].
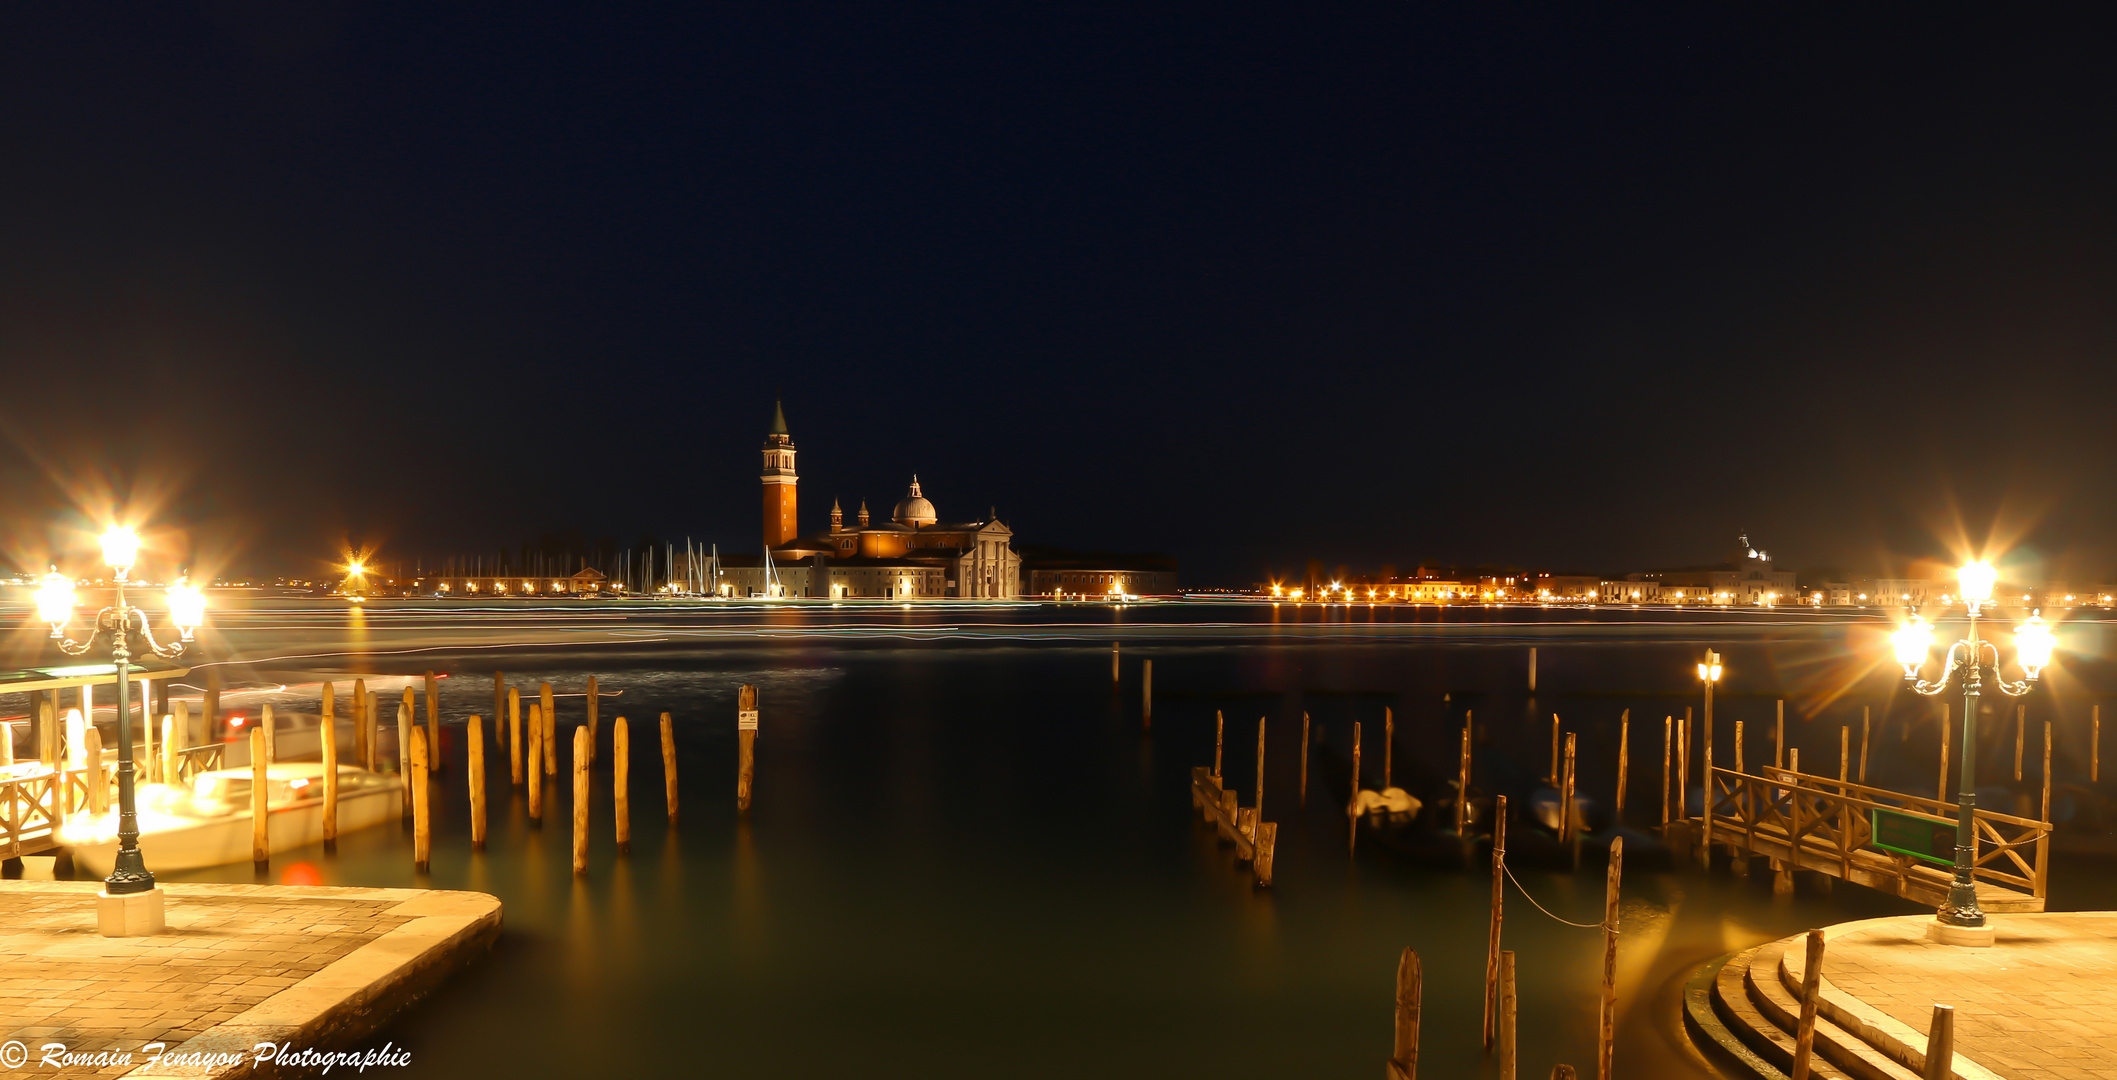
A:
[[6, 5, 2117, 585]]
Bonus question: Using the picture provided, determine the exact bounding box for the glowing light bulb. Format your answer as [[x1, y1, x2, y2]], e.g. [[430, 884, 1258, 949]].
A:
[[2015, 612, 2056, 677], [1893, 616, 1934, 673], [1958, 561, 1996, 603], [36, 570, 74, 628], [100, 527, 140, 571]]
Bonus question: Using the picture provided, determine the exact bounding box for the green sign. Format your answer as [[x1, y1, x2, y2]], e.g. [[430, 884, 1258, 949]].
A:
[[1871, 808, 1956, 865]]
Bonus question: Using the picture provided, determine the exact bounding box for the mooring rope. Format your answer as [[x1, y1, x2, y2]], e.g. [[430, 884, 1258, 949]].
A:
[[1498, 854, 1606, 930]]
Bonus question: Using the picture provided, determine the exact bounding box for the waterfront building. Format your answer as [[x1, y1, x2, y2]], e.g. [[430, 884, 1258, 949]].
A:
[[721, 402, 1025, 599], [1020, 546, 1179, 598]]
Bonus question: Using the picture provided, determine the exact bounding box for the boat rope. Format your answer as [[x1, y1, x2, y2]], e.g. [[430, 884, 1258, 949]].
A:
[[1498, 854, 1605, 930]]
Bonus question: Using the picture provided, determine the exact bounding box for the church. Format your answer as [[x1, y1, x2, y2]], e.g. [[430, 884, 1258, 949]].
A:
[[716, 401, 1023, 599]]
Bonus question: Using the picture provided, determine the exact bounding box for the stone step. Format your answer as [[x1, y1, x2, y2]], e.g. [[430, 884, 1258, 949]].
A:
[[1770, 945, 1927, 1080], [1747, 939, 1928, 1080], [1740, 942, 1860, 1080], [1706, 944, 1853, 1079]]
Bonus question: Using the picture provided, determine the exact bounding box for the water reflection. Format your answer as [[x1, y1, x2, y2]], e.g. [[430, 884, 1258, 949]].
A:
[[110, 634, 2117, 1079]]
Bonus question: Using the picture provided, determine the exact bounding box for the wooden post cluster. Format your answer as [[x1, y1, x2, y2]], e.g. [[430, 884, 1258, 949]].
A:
[[737, 685, 758, 812], [1186, 715, 1276, 885], [1387, 947, 1420, 1080]]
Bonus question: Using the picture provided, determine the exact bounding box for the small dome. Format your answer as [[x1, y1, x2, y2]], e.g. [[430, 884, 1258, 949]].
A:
[[893, 475, 937, 527]]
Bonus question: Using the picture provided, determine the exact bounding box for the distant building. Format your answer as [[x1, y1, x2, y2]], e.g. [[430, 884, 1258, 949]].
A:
[[721, 402, 1024, 599], [413, 566, 613, 597], [1020, 546, 1178, 598]]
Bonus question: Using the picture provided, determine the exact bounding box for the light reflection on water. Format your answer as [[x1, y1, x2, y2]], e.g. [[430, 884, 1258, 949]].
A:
[[121, 629, 2117, 1079]]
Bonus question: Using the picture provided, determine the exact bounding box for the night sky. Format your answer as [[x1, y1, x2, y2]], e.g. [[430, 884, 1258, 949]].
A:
[[6, 6, 2117, 585]]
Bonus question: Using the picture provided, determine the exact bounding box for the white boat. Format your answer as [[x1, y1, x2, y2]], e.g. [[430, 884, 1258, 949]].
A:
[[62, 763, 404, 875]]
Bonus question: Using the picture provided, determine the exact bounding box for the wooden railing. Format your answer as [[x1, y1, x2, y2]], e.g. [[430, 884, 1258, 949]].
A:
[[171, 743, 224, 785], [1703, 765, 2051, 906]]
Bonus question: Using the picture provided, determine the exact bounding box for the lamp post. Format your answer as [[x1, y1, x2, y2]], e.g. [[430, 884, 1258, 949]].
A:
[[35, 527, 205, 924], [1893, 561, 2056, 945]]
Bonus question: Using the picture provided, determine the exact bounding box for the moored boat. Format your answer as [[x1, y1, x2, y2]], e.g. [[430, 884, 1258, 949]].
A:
[[62, 763, 403, 875]]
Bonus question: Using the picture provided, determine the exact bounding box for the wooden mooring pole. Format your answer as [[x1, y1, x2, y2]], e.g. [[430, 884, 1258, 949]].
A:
[[492, 672, 505, 751], [1922, 1005, 1955, 1080], [541, 683, 557, 776], [1457, 725, 1472, 834], [1678, 707, 1690, 820], [85, 727, 105, 815], [1561, 732, 1577, 848], [1348, 720, 1362, 853], [1860, 707, 1871, 784], [250, 727, 268, 867], [412, 727, 431, 872], [160, 714, 175, 792], [1549, 714, 1561, 786], [1387, 947, 1420, 1080], [1142, 659, 1152, 728], [1614, 710, 1629, 821], [1599, 835, 1623, 1080], [1498, 949, 1518, 1080], [1661, 716, 1672, 827], [1111, 642, 1119, 685], [1485, 794, 1507, 1049], [1790, 929, 1825, 1080], [2095, 705, 2102, 783], [1213, 710, 1224, 781], [468, 716, 486, 850], [660, 712, 678, 825], [352, 678, 367, 771], [509, 688, 524, 786], [322, 688, 339, 849], [585, 675, 599, 765], [425, 670, 441, 775], [1776, 699, 1785, 768], [1384, 707, 1394, 789], [572, 726, 589, 875], [738, 685, 758, 812], [2015, 704, 2025, 781], [527, 704, 545, 824], [397, 697, 413, 818], [614, 717, 631, 853]]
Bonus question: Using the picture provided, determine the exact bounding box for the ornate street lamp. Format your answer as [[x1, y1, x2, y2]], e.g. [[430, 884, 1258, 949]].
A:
[[1893, 560, 2056, 945], [38, 527, 205, 918]]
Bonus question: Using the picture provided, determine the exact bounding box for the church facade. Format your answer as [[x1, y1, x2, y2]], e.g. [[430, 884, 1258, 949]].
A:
[[715, 402, 1023, 599]]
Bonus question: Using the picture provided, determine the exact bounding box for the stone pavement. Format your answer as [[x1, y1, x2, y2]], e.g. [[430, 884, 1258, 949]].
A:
[[1796, 912, 2117, 1080], [0, 880, 499, 1077]]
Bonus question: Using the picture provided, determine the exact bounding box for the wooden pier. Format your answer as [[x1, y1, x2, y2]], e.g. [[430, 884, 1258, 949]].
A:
[[1189, 713, 1276, 885], [1692, 763, 2051, 911]]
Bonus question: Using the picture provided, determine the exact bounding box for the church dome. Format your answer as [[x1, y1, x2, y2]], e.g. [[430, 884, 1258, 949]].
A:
[[893, 475, 937, 527]]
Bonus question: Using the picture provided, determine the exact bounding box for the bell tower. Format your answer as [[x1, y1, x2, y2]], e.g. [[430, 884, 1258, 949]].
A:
[[762, 399, 797, 549]]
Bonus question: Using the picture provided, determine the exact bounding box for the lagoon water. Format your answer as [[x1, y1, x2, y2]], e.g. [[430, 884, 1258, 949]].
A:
[[19, 600, 2117, 1078]]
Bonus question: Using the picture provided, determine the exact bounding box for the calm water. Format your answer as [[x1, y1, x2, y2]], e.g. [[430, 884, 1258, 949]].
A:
[[24, 602, 2117, 1078]]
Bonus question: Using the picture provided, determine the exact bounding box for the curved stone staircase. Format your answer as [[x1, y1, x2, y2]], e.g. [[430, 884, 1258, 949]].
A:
[[1684, 928, 1996, 1080]]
